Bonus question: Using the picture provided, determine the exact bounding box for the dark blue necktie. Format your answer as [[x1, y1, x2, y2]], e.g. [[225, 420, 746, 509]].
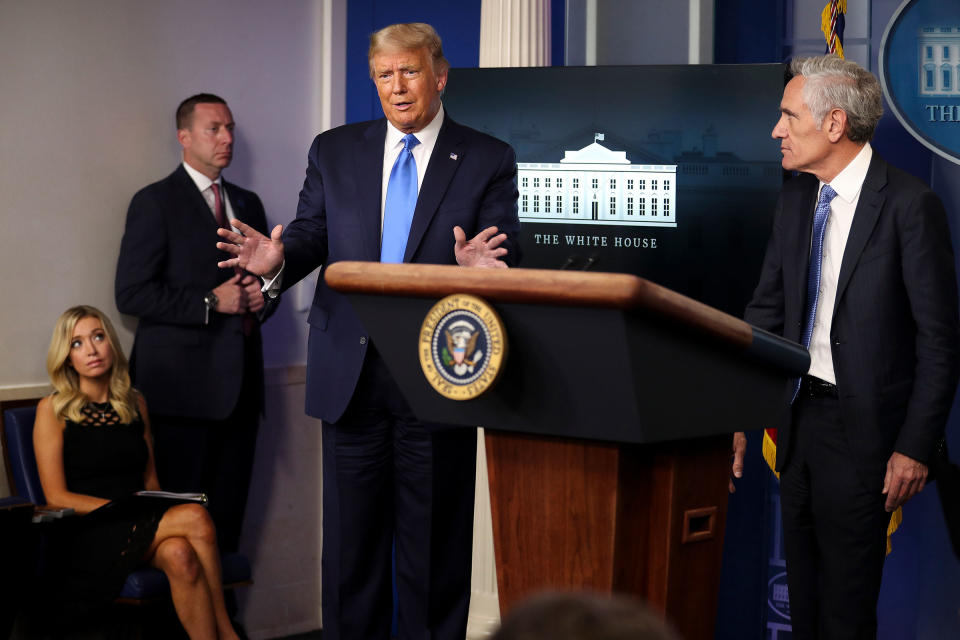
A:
[[792, 184, 837, 403], [381, 134, 420, 263]]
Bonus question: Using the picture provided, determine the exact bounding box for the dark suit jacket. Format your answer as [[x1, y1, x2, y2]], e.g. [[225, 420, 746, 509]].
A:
[[745, 151, 960, 491], [116, 164, 277, 420], [280, 114, 521, 424]]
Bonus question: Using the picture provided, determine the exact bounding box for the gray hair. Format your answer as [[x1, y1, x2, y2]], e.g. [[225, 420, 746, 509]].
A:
[[368, 22, 449, 79], [790, 54, 883, 143]]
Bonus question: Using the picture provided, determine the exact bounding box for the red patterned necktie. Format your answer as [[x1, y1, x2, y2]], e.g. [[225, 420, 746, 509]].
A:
[[211, 183, 226, 228]]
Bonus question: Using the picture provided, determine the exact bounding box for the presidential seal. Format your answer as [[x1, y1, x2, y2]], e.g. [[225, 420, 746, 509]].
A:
[[418, 294, 507, 400]]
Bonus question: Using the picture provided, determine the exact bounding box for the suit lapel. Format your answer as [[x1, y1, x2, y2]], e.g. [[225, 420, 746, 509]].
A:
[[222, 180, 245, 222], [403, 117, 464, 263], [172, 165, 219, 230], [356, 121, 387, 260], [171, 165, 233, 284], [834, 154, 886, 312], [786, 179, 818, 322]]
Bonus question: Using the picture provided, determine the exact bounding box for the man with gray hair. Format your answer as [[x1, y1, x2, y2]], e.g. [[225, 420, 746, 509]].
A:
[[217, 22, 520, 640], [731, 55, 960, 638]]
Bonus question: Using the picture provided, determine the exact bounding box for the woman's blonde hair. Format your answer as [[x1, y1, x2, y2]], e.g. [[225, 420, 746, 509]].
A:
[[47, 305, 139, 423]]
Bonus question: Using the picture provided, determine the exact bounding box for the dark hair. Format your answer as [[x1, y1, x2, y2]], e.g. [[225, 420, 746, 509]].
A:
[[490, 592, 681, 640], [176, 93, 227, 130]]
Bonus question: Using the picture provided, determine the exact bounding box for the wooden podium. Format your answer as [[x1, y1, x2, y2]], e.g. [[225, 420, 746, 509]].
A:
[[326, 262, 807, 639]]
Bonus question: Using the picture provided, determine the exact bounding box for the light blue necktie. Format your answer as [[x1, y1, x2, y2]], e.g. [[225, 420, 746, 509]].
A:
[[791, 184, 838, 403], [380, 134, 420, 263]]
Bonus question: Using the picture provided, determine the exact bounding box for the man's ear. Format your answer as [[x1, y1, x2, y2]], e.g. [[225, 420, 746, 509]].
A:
[[177, 128, 190, 149], [436, 66, 449, 93], [825, 108, 848, 143]]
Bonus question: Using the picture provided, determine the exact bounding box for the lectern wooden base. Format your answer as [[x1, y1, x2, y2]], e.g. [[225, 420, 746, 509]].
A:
[[486, 431, 731, 640]]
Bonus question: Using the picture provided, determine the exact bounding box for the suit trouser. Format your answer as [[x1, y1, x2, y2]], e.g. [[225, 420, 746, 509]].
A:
[[321, 346, 477, 640], [150, 343, 261, 554], [780, 393, 891, 640]]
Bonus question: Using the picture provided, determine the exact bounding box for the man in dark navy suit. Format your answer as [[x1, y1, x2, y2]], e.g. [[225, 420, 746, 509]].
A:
[[217, 23, 520, 640], [731, 56, 960, 639], [116, 93, 277, 553]]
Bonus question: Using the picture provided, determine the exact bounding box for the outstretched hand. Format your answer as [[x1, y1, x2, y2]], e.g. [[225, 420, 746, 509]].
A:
[[453, 225, 509, 268], [217, 219, 285, 279]]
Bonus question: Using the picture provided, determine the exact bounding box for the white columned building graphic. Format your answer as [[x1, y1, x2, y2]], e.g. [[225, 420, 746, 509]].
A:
[[517, 134, 678, 227], [919, 26, 960, 96]]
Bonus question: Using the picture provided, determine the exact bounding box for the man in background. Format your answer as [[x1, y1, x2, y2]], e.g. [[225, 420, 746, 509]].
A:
[[732, 55, 960, 638], [216, 23, 520, 640], [116, 93, 278, 553]]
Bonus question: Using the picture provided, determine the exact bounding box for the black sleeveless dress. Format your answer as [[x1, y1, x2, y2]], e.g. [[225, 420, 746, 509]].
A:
[[45, 402, 173, 611]]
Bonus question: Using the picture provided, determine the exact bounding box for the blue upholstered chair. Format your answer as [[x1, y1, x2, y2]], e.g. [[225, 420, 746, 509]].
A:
[[2, 405, 252, 602]]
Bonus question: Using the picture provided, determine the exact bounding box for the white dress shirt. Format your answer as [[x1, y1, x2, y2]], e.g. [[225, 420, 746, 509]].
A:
[[807, 143, 873, 384], [379, 105, 444, 229], [182, 161, 235, 222]]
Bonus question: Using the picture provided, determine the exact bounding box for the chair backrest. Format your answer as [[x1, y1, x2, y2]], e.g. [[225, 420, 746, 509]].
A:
[[3, 406, 45, 505]]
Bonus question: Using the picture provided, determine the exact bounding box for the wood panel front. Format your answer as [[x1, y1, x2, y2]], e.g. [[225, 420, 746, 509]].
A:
[[485, 430, 730, 640], [485, 431, 621, 602]]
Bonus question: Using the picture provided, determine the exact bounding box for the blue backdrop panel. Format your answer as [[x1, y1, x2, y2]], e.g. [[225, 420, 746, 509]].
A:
[[346, 1, 482, 126]]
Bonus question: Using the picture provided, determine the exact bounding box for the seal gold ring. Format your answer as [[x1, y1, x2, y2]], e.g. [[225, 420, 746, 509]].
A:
[[418, 293, 507, 400]]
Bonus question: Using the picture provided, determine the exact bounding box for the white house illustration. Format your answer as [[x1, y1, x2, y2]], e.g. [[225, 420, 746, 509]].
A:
[[517, 134, 678, 227], [919, 26, 960, 96]]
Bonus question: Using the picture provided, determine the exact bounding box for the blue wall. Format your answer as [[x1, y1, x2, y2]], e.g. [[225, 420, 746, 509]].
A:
[[346, 1, 482, 125], [714, 0, 787, 63]]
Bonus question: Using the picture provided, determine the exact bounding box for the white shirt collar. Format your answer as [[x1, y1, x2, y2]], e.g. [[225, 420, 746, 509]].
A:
[[822, 142, 872, 204], [181, 161, 222, 193], [385, 104, 444, 152]]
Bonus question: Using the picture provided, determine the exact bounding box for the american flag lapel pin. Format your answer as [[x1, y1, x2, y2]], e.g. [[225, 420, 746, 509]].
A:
[[449, 152, 458, 161]]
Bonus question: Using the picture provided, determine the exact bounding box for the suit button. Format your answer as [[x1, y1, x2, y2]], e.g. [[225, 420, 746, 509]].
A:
[[359, 336, 367, 345]]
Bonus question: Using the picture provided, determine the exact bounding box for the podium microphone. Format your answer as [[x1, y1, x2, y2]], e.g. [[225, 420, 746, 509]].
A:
[[582, 255, 598, 271], [559, 256, 577, 270]]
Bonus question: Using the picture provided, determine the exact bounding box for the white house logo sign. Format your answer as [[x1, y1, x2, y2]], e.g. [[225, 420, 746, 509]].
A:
[[880, 0, 960, 165]]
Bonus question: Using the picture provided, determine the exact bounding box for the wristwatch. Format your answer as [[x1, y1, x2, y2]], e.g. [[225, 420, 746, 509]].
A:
[[203, 291, 218, 324]]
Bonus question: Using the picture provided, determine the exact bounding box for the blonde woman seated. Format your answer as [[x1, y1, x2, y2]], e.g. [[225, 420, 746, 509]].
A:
[[34, 305, 240, 640]]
